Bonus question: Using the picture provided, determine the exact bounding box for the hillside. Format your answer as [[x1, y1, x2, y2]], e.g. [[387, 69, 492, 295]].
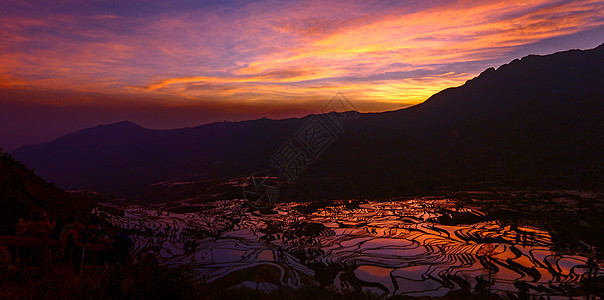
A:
[[10, 44, 604, 200], [0, 152, 94, 231], [12, 118, 309, 196], [288, 43, 604, 199]]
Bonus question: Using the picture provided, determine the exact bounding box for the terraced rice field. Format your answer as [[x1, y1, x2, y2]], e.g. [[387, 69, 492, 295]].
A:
[[93, 190, 603, 298]]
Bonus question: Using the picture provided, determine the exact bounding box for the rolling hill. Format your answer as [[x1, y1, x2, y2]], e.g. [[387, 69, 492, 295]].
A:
[[11, 43, 604, 200]]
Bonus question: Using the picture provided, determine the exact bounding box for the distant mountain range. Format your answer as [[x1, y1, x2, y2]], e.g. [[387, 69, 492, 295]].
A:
[[11, 44, 604, 201]]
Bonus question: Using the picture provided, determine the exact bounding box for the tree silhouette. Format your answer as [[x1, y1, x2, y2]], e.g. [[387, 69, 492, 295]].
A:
[[477, 243, 497, 297]]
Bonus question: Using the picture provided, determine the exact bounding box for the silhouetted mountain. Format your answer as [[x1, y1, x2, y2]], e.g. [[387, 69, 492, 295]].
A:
[[13, 117, 309, 196], [0, 152, 94, 230], [291, 43, 604, 199], [11, 44, 604, 200]]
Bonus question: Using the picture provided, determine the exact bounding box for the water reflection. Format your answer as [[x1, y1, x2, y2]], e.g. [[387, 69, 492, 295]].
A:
[[94, 191, 603, 297]]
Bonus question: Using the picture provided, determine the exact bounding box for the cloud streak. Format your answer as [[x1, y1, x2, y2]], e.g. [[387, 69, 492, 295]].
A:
[[1, 0, 603, 112]]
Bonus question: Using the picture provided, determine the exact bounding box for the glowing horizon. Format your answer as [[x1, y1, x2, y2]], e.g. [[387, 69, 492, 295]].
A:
[[1, 0, 603, 149]]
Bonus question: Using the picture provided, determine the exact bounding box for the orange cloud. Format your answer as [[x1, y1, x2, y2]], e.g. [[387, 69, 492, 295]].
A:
[[1, 0, 603, 112]]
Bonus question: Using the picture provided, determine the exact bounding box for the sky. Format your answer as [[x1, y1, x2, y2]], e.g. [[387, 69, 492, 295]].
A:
[[1, 0, 603, 150]]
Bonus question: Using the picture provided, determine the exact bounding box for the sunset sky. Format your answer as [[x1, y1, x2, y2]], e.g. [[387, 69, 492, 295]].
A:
[[1, 0, 603, 150]]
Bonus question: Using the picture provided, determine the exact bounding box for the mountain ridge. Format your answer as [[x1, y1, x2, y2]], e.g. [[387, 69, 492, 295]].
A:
[[11, 44, 604, 199]]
